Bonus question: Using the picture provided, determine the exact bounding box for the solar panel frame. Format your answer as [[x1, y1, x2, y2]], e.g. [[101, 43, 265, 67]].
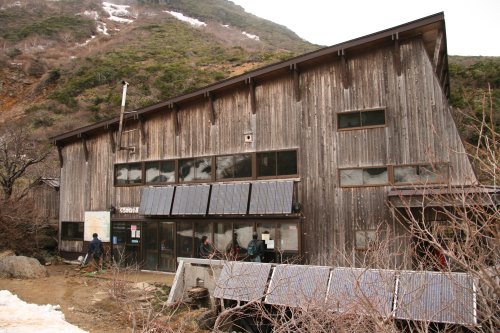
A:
[[158, 187, 174, 215], [265, 264, 331, 308], [326, 267, 396, 317], [138, 188, 151, 215], [282, 181, 293, 214], [214, 262, 272, 302], [395, 271, 476, 325]]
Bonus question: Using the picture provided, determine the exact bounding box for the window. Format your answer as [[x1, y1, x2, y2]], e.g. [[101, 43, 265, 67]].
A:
[[257, 150, 298, 177], [278, 223, 299, 251], [216, 154, 252, 180], [338, 109, 385, 130], [339, 167, 388, 187], [178, 157, 212, 182], [355, 230, 377, 250], [61, 222, 84, 240], [114, 163, 142, 185], [145, 160, 175, 183], [394, 164, 448, 185]]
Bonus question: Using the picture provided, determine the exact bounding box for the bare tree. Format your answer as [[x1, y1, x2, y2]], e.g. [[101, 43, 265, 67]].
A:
[[0, 127, 51, 200]]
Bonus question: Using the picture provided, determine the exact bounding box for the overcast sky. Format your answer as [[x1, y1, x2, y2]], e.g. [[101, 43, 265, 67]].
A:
[[231, 0, 499, 56]]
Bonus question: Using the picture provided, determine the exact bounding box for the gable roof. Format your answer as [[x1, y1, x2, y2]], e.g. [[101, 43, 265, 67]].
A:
[[50, 12, 448, 145]]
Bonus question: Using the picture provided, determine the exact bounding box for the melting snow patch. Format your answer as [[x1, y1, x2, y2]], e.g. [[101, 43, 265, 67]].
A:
[[0, 290, 88, 333], [97, 22, 109, 35], [222, 24, 230, 28], [165, 10, 206, 27], [242, 31, 260, 41], [76, 35, 96, 47], [102, 2, 134, 23], [82, 10, 99, 20]]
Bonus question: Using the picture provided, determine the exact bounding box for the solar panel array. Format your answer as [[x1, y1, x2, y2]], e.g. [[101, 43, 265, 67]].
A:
[[396, 271, 476, 325], [327, 268, 396, 317], [249, 180, 294, 214], [209, 183, 250, 215], [138, 186, 175, 215], [265, 264, 331, 307], [213, 262, 272, 302], [171, 185, 210, 215]]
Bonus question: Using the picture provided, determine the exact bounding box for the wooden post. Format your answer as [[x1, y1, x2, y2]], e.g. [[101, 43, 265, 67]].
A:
[[206, 92, 216, 124], [291, 64, 301, 102], [339, 49, 350, 89], [173, 103, 180, 136], [393, 33, 402, 76], [106, 125, 116, 154], [56, 145, 64, 168], [81, 135, 89, 162], [247, 77, 256, 114], [138, 115, 146, 142]]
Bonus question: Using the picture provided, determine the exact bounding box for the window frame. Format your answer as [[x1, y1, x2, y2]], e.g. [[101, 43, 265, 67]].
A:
[[392, 163, 450, 186], [61, 221, 84, 241], [114, 162, 144, 187], [256, 149, 299, 180], [178, 155, 214, 183], [215, 153, 253, 182], [337, 108, 386, 131], [144, 159, 177, 185], [339, 166, 389, 188]]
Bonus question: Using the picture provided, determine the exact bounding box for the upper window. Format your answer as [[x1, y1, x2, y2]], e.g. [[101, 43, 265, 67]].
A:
[[394, 164, 448, 185], [216, 154, 252, 180], [338, 109, 385, 130], [115, 163, 142, 185], [257, 150, 298, 177], [61, 222, 84, 240], [179, 157, 212, 182], [339, 167, 388, 187], [145, 160, 175, 184]]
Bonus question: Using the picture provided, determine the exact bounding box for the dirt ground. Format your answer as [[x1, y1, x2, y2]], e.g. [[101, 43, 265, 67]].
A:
[[0, 263, 179, 333]]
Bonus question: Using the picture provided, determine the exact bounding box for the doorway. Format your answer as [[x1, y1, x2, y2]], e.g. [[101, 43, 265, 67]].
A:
[[143, 222, 175, 271]]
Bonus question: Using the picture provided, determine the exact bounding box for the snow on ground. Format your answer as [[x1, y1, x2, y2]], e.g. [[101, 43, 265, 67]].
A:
[[97, 22, 109, 35], [0, 290, 88, 333], [102, 1, 134, 23], [81, 10, 99, 20], [242, 31, 260, 41], [222, 24, 230, 28], [76, 35, 96, 47], [164, 10, 207, 27]]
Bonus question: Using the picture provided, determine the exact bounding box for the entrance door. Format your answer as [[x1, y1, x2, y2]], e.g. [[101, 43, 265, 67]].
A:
[[144, 222, 158, 270], [159, 222, 175, 271]]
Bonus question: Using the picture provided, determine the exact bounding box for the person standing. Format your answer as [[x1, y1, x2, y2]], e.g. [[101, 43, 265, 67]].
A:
[[199, 235, 213, 258], [247, 232, 264, 262], [88, 233, 104, 270]]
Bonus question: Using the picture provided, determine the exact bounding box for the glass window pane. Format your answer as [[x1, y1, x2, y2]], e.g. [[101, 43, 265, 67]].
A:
[[159, 222, 175, 271], [257, 152, 276, 177], [361, 110, 385, 126], [257, 223, 276, 250], [234, 223, 254, 254], [394, 166, 419, 184], [340, 169, 363, 186], [277, 150, 297, 175], [355, 230, 377, 250], [338, 112, 361, 129], [159, 160, 175, 183], [176, 222, 193, 258], [194, 222, 212, 258], [129, 163, 142, 184], [115, 165, 128, 184], [216, 155, 233, 180], [419, 164, 448, 183], [214, 222, 232, 253], [178, 158, 195, 182], [233, 154, 252, 178], [279, 223, 298, 251], [363, 167, 388, 185], [195, 157, 212, 180], [145, 162, 160, 183]]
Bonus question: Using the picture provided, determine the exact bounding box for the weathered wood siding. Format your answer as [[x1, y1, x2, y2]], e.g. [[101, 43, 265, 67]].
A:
[[28, 185, 59, 221], [58, 37, 475, 266]]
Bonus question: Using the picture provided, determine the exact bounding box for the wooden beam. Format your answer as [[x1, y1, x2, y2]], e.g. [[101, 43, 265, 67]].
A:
[[138, 115, 146, 142], [339, 49, 350, 89], [108, 129, 116, 154], [206, 92, 216, 124], [291, 64, 301, 102], [172, 103, 180, 136], [81, 135, 89, 162], [247, 77, 256, 114], [57, 145, 64, 168], [393, 33, 402, 76], [433, 29, 443, 69]]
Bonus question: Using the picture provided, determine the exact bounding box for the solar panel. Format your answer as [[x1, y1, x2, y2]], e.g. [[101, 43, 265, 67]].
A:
[[138, 187, 175, 215], [265, 264, 331, 308], [138, 188, 151, 215], [214, 262, 272, 302], [249, 181, 294, 214], [208, 183, 250, 215], [327, 268, 396, 317], [395, 271, 476, 325]]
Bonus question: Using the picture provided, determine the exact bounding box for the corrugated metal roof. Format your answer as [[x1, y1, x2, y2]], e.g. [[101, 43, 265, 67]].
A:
[[213, 262, 272, 302], [138, 186, 175, 215], [171, 184, 210, 215], [265, 264, 331, 308], [327, 268, 396, 317], [395, 271, 476, 325], [249, 180, 293, 215], [208, 183, 250, 215]]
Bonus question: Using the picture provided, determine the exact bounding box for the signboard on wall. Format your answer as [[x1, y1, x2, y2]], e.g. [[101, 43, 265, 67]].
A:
[[84, 211, 111, 242]]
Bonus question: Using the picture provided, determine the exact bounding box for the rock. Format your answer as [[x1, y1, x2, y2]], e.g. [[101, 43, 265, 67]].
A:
[[0, 255, 48, 279], [0, 250, 15, 258]]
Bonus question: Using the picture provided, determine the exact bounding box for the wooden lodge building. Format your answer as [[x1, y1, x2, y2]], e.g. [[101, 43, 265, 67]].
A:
[[50, 13, 479, 271]]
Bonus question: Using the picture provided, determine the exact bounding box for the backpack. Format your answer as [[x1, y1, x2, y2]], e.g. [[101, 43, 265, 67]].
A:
[[247, 240, 257, 256]]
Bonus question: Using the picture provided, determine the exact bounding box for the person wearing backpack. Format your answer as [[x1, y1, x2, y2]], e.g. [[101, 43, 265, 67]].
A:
[[88, 233, 104, 270], [247, 232, 264, 262]]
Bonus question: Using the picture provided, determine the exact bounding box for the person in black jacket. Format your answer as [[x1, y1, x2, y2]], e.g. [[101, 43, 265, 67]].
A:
[[247, 233, 265, 262], [88, 233, 104, 270], [199, 235, 213, 259]]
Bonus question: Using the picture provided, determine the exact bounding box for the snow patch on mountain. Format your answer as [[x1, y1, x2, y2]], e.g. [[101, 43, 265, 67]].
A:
[[242, 31, 260, 41], [82, 10, 99, 20], [97, 22, 109, 35], [165, 10, 207, 27], [102, 2, 134, 23]]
